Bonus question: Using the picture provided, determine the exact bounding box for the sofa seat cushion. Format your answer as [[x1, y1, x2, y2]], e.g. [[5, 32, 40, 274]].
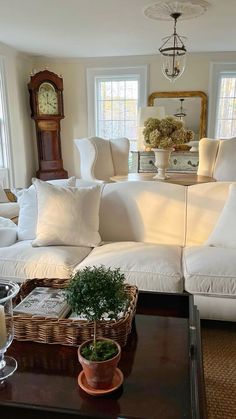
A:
[[0, 202, 19, 220], [74, 242, 183, 292], [183, 246, 236, 296], [0, 240, 92, 283]]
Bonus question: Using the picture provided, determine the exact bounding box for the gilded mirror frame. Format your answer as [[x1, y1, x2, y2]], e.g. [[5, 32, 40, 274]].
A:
[[148, 91, 207, 139]]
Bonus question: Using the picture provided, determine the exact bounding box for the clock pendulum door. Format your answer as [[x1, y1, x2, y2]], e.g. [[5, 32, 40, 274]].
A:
[[35, 119, 68, 180]]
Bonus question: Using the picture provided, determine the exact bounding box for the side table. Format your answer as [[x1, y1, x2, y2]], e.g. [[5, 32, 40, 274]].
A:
[[110, 173, 215, 186], [131, 150, 199, 173]]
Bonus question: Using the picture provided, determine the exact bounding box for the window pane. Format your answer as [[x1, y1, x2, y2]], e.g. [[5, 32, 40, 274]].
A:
[[98, 101, 112, 120], [218, 98, 233, 119], [125, 121, 137, 140], [125, 100, 137, 120], [98, 120, 113, 139], [96, 76, 139, 152], [216, 74, 236, 138], [112, 101, 125, 120], [113, 121, 125, 138], [129, 139, 137, 152], [99, 81, 112, 100], [232, 99, 236, 119], [112, 81, 125, 100], [231, 119, 236, 137], [0, 124, 3, 167], [220, 77, 236, 98], [126, 81, 138, 99], [216, 119, 232, 138]]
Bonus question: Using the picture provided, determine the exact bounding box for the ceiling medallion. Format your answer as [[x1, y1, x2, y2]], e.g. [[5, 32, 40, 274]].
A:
[[144, 0, 210, 21]]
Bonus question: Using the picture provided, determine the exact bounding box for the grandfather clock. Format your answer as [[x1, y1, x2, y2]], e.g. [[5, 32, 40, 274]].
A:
[[28, 70, 68, 180]]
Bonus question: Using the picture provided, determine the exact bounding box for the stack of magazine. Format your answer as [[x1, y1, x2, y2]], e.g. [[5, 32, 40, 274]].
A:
[[13, 287, 70, 319]]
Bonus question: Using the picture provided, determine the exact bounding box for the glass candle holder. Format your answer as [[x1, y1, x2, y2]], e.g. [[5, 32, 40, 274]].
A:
[[0, 281, 19, 382]]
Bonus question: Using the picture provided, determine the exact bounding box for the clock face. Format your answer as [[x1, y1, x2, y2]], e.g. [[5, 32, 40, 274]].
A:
[[38, 82, 58, 115]]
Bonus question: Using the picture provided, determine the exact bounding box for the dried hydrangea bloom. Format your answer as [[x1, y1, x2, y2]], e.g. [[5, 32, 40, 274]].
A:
[[171, 127, 188, 144], [185, 130, 195, 141], [143, 116, 194, 150], [159, 137, 174, 149]]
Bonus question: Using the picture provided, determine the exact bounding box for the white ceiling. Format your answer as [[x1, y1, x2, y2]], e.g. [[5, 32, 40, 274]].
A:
[[0, 0, 236, 58]]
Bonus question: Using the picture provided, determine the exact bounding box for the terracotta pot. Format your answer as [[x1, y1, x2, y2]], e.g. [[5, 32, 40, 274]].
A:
[[78, 338, 121, 389]]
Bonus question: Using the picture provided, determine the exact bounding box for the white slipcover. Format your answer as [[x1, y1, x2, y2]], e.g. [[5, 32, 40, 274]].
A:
[[99, 182, 186, 246], [75, 241, 183, 293], [0, 202, 19, 220], [0, 240, 92, 283], [197, 137, 220, 177], [197, 137, 236, 181], [0, 217, 17, 247], [186, 182, 231, 246], [74, 137, 129, 182], [194, 295, 236, 322], [214, 138, 236, 181], [183, 246, 236, 296]]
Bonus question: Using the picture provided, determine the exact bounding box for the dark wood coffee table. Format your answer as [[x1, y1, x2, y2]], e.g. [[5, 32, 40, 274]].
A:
[[0, 292, 206, 419]]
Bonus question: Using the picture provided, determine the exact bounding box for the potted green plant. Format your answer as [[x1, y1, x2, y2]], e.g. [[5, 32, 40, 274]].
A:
[[65, 265, 129, 390]]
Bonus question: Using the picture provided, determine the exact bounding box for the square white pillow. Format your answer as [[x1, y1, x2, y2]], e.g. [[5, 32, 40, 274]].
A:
[[32, 179, 101, 247], [206, 183, 236, 248], [17, 177, 76, 241]]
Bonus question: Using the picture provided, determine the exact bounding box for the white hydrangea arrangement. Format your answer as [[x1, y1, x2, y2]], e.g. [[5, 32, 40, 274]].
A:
[[143, 116, 195, 149]]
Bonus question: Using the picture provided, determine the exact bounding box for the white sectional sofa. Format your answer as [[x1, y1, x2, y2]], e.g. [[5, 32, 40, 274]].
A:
[[0, 180, 235, 322]]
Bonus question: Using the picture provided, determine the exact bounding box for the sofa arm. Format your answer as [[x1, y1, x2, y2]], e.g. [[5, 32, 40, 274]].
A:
[[0, 217, 18, 247]]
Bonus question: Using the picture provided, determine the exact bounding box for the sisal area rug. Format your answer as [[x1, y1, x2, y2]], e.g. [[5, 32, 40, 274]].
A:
[[201, 321, 236, 419]]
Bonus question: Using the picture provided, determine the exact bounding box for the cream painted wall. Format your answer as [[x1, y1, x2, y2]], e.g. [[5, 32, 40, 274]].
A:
[[0, 41, 34, 187], [33, 52, 236, 178], [2, 40, 236, 186]]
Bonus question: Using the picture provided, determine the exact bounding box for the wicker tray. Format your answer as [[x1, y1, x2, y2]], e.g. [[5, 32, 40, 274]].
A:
[[13, 278, 138, 347]]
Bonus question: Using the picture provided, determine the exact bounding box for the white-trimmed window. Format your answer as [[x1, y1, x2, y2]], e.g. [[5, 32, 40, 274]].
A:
[[0, 56, 12, 187], [216, 73, 236, 138], [209, 63, 236, 138], [87, 67, 148, 152]]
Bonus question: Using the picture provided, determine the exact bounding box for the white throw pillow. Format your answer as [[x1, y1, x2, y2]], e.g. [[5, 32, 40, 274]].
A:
[[17, 177, 76, 241], [206, 183, 236, 248], [32, 179, 101, 247]]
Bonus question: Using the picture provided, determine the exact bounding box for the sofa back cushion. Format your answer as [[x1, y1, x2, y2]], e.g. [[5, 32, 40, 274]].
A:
[[186, 182, 231, 246], [99, 182, 186, 246]]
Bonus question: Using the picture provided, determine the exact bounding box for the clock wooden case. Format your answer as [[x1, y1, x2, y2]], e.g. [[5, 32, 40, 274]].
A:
[[28, 70, 68, 180]]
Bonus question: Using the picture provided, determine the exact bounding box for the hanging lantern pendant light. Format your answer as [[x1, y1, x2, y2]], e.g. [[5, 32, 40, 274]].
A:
[[174, 98, 187, 120], [159, 12, 187, 82]]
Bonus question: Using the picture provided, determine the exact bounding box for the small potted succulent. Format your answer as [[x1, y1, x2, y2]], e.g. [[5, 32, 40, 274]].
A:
[[65, 265, 129, 390]]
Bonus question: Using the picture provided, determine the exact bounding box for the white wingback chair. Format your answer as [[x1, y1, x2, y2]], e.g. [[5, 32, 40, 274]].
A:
[[197, 137, 236, 181], [74, 137, 130, 182]]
